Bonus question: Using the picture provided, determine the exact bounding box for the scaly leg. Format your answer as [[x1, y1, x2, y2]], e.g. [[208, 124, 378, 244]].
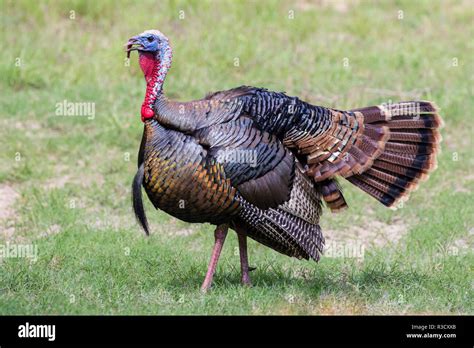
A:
[[201, 224, 228, 293], [236, 229, 252, 287]]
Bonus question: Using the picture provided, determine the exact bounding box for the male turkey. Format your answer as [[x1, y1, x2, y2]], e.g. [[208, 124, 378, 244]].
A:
[[126, 30, 443, 292]]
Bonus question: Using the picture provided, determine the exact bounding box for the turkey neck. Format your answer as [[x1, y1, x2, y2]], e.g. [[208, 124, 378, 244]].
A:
[[139, 43, 198, 133], [139, 42, 172, 122]]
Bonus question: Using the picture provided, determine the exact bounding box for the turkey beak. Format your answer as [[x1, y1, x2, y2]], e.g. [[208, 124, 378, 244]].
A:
[[125, 36, 143, 59]]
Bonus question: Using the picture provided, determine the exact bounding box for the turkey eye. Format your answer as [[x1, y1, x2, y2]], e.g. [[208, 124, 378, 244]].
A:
[[147, 36, 154, 42]]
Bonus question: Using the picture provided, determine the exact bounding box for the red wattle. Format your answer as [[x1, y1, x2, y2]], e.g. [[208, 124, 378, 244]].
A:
[[139, 52, 158, 77], [141, 105, 154, 122], [138, 51, 161, 123]]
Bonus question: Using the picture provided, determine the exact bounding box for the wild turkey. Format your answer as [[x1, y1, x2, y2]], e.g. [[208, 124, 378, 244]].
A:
[[126, 30, 443, 292]]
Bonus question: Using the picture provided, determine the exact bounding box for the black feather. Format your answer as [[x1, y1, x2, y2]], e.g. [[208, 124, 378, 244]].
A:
[[132, 163, 150, 235]]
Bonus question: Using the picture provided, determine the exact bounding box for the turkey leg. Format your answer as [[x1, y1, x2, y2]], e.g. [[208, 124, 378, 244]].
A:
[[236, 229, 252, 286], [201, 224, 228, 292]]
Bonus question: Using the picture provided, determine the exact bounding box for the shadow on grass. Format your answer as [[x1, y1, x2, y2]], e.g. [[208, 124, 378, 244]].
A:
[[162, 256, 430, 300]]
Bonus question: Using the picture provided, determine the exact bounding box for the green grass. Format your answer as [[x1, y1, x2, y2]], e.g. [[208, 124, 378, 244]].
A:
[[0, 0, 473, 314]]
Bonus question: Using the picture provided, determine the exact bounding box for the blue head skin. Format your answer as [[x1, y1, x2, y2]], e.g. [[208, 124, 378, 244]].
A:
[[126, 30, 173, 121], [126, 30, 169, 58]]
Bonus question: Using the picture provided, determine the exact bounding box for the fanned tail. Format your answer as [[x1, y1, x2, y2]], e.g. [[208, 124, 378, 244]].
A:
[[347, 101, 443, 208]]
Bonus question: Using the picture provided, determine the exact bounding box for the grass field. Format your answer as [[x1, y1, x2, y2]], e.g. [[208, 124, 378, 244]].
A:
[[0, 0, 473, 315]]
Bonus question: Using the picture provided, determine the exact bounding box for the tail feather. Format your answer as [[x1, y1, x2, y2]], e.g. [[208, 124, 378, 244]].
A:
[[346, 176, 399, 207], [377, 151, 437, 170], [132, 163, 150, 235], [364, 168, 419, 191], [347, 101, 442, 208], [320, 179, 348, 212], [381, 117, 441, 129], [384, 142, 437, 155], [372, 160, 429, 180], [388, 129, 440, 143]]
